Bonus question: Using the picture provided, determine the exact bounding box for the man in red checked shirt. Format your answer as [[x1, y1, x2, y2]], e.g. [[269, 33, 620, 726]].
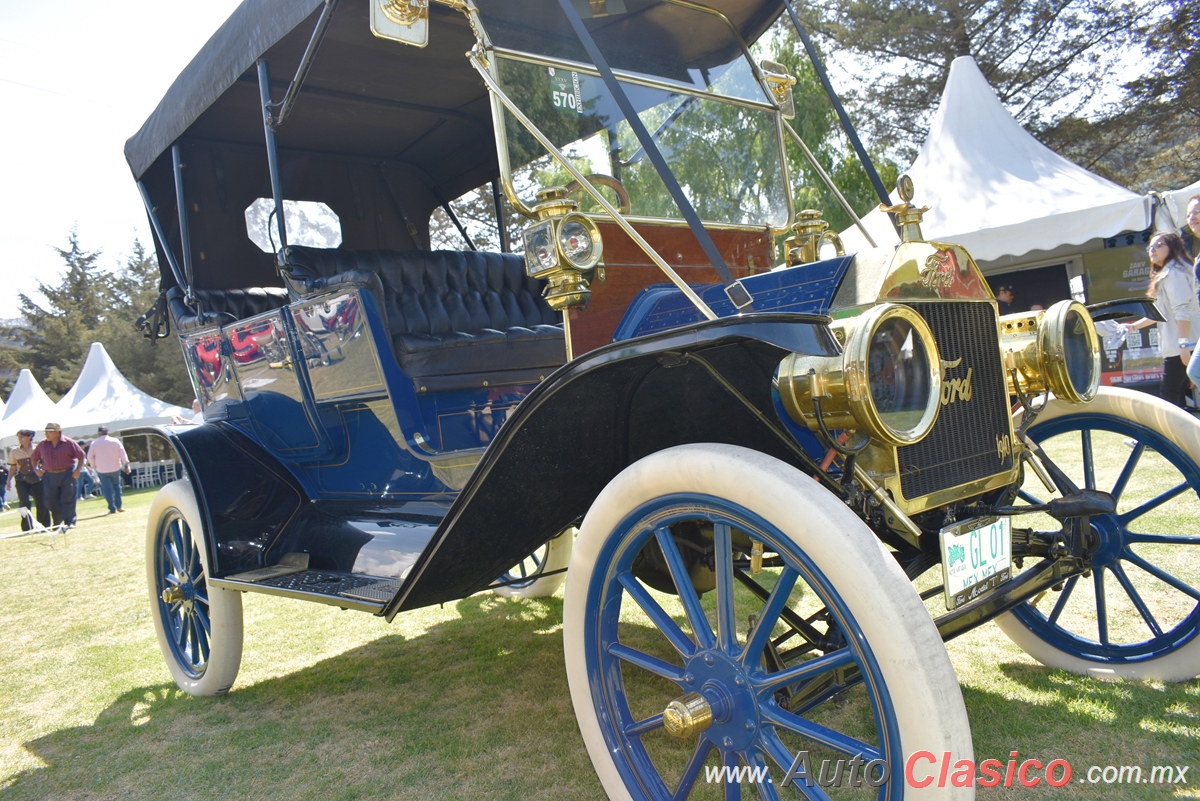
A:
[[31, 422, 87, 528]]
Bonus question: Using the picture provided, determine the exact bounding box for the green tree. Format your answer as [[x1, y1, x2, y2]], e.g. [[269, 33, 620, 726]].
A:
[[754, 22, 900, 233], [7, 230, 116, 396], [798, 0, 1159, 164], [96, 241, 195, 406], [1038, 0, 1199, 191], [1, 234, 193, 404]]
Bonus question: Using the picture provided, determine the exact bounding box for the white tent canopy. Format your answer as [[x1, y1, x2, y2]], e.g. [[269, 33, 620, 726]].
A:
[[842, 56, 1152, 262], [0, 369, 60, 445], [51, 342, 186, 440], [1156, 179, 1200, 232]]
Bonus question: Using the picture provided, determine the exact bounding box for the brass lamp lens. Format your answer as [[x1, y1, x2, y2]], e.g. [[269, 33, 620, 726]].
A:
[[1063, 306, 1098, 399], [557, 213, 602, 270], [868, 317, 934, 434], [523, 222, 557, 276]]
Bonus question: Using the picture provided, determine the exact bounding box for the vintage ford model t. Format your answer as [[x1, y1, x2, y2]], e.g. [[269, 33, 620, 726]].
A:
[[126, 0, 1200, 797]]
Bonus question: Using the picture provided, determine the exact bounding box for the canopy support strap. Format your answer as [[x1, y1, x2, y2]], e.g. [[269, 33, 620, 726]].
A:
[[257, 60, 290, 254], [440, 201, 477, 251], [270, 0, 341, 127], [171, 145, 196, 301], [136, 181, 189, 294], [491, 180, 509, 253], [555, 0, 754, 312]]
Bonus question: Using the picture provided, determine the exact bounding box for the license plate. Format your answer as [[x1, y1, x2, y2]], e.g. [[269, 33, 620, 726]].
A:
[[940, 516, 1012, 610]]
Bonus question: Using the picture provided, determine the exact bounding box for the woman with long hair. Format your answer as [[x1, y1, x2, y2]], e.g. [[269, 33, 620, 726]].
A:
[[1125, 231, 1199, 408]]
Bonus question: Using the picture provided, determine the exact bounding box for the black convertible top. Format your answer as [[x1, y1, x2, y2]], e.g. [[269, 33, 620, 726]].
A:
[[126, 0, 783, 290]]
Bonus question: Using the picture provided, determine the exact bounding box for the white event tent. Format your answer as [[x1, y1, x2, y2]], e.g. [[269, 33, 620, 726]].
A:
[[52, 343, 186, 441], [0, 369, 60, 446], [0, 343, 186, 448], [1156, 179, 1200, 233], [841, 56, 1153, 263]]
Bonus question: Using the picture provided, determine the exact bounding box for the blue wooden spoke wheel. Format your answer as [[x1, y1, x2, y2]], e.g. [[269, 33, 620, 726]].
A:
[[565, 444, 972, 800], [997, 388, 1200, 681], [146, 480, 243, 696], [494, 527, 574, 599]]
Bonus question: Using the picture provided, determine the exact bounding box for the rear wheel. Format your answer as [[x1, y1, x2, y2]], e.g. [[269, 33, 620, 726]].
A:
[[146, 480, 243, 695], [495, 528, 574, 598], [996, 388, 1200, 681], [565, 444, 972, 799]]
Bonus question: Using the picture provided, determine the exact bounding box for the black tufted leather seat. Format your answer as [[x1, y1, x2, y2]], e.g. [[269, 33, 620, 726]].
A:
[[166, 286, 289, 334], [281, 247, 566, 387]]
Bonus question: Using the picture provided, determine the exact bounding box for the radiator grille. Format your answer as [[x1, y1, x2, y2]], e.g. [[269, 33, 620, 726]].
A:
[[896, 301, 1013, 500]]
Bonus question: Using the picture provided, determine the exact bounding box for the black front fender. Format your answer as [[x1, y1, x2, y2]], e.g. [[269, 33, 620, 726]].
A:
[[388, 313, 838, 615]]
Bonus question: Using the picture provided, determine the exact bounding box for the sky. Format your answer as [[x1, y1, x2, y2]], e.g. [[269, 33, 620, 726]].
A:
[[0, 1, 243, 320]]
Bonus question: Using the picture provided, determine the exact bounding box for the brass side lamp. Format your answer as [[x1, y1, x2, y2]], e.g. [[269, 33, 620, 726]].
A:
[[521, 187, 605, 311]]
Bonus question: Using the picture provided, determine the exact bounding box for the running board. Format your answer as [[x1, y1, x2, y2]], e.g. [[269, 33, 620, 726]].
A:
[[210, 569, 402, 613]]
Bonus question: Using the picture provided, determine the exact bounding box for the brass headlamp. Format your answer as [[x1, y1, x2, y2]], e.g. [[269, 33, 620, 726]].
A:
[[778, 303, 943, 446], [999, 299, 1100, 403], [521, 187, 604, 311]]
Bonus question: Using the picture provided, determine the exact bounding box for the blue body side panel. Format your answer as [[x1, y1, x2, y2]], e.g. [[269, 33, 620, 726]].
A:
[[613, 256, 853, 341]]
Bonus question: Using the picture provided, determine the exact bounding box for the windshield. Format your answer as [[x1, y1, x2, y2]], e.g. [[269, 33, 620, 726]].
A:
[[478, 1, 791, 229]]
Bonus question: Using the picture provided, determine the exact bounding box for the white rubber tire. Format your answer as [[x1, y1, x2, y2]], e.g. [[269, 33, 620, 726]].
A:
[[146, 480, 244, 696], [996, 387, 1200, 681], [494, 528, 574, 598], [564, 444, 974, 800]]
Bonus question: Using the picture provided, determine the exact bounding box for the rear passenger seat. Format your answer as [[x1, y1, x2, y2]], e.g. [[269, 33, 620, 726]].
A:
[[281, 247, 566, 390], [166, 285, 289, 334]]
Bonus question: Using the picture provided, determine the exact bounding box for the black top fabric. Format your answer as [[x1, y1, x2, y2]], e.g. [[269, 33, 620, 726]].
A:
[[125, 0, 783, 293]]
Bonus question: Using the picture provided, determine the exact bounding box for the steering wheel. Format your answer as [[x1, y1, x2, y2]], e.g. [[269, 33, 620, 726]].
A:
[[563, 173, 631, 215]]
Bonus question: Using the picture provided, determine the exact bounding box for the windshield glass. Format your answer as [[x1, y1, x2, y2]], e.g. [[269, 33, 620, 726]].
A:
[[494, 56, 789, 228], [478, 0, 790, 228]]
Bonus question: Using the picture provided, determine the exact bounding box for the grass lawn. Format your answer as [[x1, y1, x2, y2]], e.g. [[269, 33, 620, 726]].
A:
[[0, 460, 1197, 799]]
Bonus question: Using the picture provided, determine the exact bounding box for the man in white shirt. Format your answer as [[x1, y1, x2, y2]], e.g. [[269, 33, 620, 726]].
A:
[[87, 426, 132, 514]]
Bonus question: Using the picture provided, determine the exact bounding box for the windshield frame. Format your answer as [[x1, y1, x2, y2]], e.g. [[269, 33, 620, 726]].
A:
[[468, 2, 795, 232]]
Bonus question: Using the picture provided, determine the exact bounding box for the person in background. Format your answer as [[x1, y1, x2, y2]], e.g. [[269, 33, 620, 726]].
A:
[[0, 461, 8, 511], [8, 429, 50, 531], [1184, 195, 1200, 388], [30, 422, 86, 528], [87, 426, 132, 514], [996, 286, 1015, 315], [171, 399, 204, 425], [76, 460, 97, 501], [1124, 231, 1198, 408]]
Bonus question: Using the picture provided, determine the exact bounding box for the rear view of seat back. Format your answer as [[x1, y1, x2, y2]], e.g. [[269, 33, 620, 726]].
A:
[[282, 247, 566, 388], [166, 285, 290, 334]]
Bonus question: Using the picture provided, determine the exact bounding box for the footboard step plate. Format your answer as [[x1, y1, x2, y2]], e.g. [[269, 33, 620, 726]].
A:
[[212, 569, 400, 613], [339, 579, 403, 602]]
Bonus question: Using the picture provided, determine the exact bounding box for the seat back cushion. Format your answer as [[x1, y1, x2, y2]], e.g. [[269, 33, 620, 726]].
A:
[[281, 247, 566, 379], [167, 286, 289, 333]]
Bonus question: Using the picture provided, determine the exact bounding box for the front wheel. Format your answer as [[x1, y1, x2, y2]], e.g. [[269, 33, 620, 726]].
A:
[[146, 480, 243, 696], [996, 387, 1200, 681], [565, 444, 972, 799]]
